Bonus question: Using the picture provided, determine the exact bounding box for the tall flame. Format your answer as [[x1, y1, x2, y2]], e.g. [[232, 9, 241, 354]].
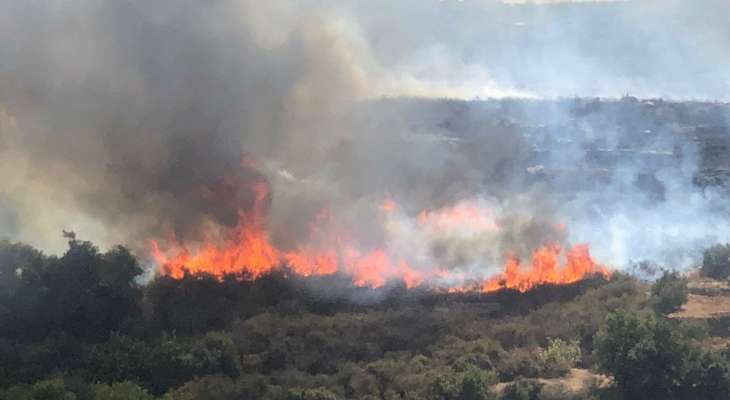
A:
[[480, 244, 609, 292], [150, 182, 610, 292]]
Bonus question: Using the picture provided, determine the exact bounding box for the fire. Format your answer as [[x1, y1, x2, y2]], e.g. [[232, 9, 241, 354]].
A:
[[417, 199, 498, 232], [481, 244, 610, 292], [150, 180, 610, 293]]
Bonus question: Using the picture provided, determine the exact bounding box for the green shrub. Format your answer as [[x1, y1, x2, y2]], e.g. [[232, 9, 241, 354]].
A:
[[595, 310, 686, 399], [537, 338, 581, 378], [459, 367, 494, 400], [0, 379, 77, 400], [501, 380, 542, 400], [702, 244, 730, 279], [497, 348, 541, 381], [429, 374, 461, 400], [287, 387, 339, 400], [649, 271, 688, 314], [190, 332, 241, 378], [595, 310, 730, 399], [86, 334, 150, 384], [161, 375, 245, 400], [92, 382, 154, 400]]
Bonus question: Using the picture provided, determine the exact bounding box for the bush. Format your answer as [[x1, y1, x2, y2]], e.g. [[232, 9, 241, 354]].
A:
[[501, 380, 542, 400], [86, 334, 151, 384], [595, 310, 686, 399], [459, 368, 494, 400], [0, 379, 77, 400], [649, 271, 688, 315], [190, 332, 241, 379], [429, 374, 461, 400], [497, 348, 541, 381], [287, 387, 340, 400], [161, 375, 247, 400], [537, 338, 581, 378], [595, 310, 730, 399], [92, 382, 154, 400], [702, 244, 730, 279]]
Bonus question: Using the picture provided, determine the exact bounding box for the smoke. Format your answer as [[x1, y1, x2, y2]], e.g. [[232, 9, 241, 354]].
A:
[[0, 0, 728, 281]]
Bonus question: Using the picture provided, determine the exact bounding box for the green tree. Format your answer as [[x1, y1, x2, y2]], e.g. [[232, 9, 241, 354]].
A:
[[650, 271, 688, 315], [459, 368, 493, 400], [147, 336, 195, 395], [86, 334, 151, 384], [190, 332, 241, 378], [595, 310, 730, 399], [40, 241, 143, 341], [0, 240, 47, 341], [595, 310, 686, 399], [702, 244, 730, 279]]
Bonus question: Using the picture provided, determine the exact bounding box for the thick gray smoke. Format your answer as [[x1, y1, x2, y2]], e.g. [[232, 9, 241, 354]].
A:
[[0, 0, 728, 279]]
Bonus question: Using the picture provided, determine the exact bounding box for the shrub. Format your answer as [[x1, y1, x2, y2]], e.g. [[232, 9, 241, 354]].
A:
[[0, 379, 77, 400], [537, 338, 581, 378], [595, 310, 686, 399], [429, 374, 461, 400], [702, 244, 730, 280], [161, 375, 245, 400], [92, 382, 154, 400], [459, 367, 494, 400], [86, 334, 150, 384], [501, 380, 542, 400], [650, 271, 688, 315], [190, 332, 241, 378], [497, 348, 541, 381], [595, 310, 730, 399], [287, 387, 340, 400]]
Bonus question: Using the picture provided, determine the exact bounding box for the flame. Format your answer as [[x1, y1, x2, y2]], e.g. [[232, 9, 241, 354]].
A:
[[380, 197, 398, 213], [417, 199, 498, 232], [480, 244, 610, 292], [150, 181, 610, 292]]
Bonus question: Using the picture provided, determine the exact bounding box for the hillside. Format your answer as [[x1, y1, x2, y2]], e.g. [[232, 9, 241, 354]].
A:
[[4, 238, 730, 399]]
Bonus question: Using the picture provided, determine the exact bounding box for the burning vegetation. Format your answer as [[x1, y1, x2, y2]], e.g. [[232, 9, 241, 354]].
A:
[[2, 0, 730, 398], [149, 176, 609, 293]]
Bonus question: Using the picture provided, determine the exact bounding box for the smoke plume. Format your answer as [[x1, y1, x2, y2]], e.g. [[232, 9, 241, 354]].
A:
[[0, 0, 729, 283]]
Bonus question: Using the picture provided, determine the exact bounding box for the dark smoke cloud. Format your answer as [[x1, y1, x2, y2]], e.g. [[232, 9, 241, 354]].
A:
[[0, 0, 728, 278]]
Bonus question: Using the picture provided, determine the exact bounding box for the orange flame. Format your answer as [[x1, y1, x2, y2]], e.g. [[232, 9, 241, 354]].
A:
[[480, 244, 610, 292], [417, 199, 497, 232], [150, 185, 610, 292]]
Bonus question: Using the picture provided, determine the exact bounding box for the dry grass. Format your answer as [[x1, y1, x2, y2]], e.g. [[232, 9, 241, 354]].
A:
[[669, 294, 730, 319], [687, 277, 730, 296], [492, 368, 612, 398]]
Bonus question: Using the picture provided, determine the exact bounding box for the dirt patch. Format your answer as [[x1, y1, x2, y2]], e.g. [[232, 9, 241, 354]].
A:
[[687, 277, 730, 296], [701, 336, 730, 351], [669, 294, 730, 319], [492, 368, 612, 398]]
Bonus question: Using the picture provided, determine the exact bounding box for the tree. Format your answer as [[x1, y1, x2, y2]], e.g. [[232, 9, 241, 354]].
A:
[[459, 368, 494, 400], [650, 271, 688, 314], [39, 241, 144, 341], [702, 244, 730, 279], [0, 240, 47, 341], [190, 332, 241, 379], [595, 310, 687, 399], [595, 310, 730, 399], [86, 333, 151, 384]]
